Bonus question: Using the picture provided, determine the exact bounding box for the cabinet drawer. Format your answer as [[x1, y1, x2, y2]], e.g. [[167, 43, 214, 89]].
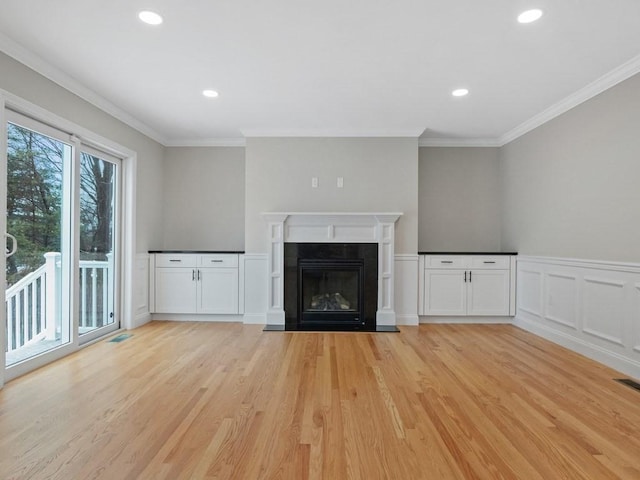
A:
[[470, 256, 510, 269], [155, 254, 197, 268], [426, 256, 467, 269], [198, 254, 238, 268]]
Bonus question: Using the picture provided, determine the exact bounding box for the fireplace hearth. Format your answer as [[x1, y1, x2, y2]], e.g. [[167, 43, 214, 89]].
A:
[[284, 243, 377, 331]]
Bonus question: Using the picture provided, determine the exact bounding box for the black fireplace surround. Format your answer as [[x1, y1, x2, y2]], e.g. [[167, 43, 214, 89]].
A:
[[284, 243, 378, 331]]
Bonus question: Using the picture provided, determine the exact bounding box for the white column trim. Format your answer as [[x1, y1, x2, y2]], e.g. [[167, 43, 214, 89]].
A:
[[134, 253, 151, 328], [376, 219, 397, 326], [243, 253, 268, 324], [395, 254, 419, 326], [264, 214, 288, 325]]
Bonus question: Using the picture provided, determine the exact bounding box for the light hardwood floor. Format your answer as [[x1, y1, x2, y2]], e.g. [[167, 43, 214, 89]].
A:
[[1, 322, 639, 479]]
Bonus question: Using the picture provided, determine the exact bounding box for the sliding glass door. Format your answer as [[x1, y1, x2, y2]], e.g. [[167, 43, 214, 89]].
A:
[[78, 147, 119, 343], [4, 111, 121, 368], [5, 116, 72, 366]]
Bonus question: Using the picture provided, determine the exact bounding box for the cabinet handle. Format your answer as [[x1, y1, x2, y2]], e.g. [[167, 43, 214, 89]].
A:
[[469, 271, 472, 282], [210, 259, 223, 263], [198, 269, 201, 281], [192, 269, 195, 281], [169, 259, 181, 262], [441, 260, 453, 264], [464, 271, 467, 283], [483, 261, 496, 264]]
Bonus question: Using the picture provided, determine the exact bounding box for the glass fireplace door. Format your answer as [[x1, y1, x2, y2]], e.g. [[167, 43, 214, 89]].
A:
[[299, 260, 364, 326]]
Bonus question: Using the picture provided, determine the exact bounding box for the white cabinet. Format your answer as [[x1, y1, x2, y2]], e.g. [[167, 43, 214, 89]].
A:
[[156, 267, 198, 313], [466, 269, 511, 315], [152, 253, 240, 314], [420, 255, 515, 316], [424, 269, 467, 315], [197, 255, 239, 314]]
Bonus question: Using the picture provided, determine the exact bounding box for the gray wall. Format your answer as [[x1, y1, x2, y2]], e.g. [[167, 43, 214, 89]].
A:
[[245, 137, 418, 253], [419, 147, 501, 252], [500, 72, 640, 262], [163, 147, 245, 250], [0, 51, 165, 252]]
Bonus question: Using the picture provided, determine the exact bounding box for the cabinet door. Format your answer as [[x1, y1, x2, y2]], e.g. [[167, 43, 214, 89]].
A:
[[155, 268, 197, 313], [466, 270, 510, 316], [424, 270, 466, 315], [198, 268, 239, 314]]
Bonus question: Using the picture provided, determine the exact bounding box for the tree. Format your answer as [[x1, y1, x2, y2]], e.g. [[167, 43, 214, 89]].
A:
[[80, 153, 114, 260], [6, 124, 115, 285], [6, 123, 63, 286]]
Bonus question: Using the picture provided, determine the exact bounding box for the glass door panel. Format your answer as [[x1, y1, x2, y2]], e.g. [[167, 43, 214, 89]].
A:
[[5, 121, 71, 366], [78, 149, 118, 340]]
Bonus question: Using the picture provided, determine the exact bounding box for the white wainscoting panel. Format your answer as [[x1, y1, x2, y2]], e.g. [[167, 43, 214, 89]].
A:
[[394, 255, 419, 325], [544, 272, 578, 329], [515, 256, 640, 379], [582, 277, 625, 346], [243, 254, 268, 324], [518, 269, 543, 317], [134, 254, 151, 328]]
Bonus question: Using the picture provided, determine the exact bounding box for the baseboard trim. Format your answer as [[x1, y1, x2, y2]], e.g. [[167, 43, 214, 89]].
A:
[[419, 316, 513, 324], [243, 313, 267, 325], [133, 313, 152, 328], [514, 316, 640, 380], [150, 314, 244, 323], [396, 314, 419, 326]]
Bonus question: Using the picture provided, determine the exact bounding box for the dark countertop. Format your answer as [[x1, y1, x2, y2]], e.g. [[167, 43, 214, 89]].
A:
[[418, 252, 517, 255], [149, 250, 245, 254]]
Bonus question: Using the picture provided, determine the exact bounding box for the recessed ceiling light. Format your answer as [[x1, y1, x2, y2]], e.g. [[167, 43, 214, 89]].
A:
[[202, 90, 219, 98], [452, 88, 469, 97], [518, 9, 543, 24], [138, 10, 163, 25]]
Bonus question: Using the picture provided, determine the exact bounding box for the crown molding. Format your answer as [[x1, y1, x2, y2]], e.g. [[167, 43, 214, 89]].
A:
[[500, 52, 640, 146], [165, 137, 246, 147], [418, 137, 501, 147], [240, 128, 423, 138], [0, 32, 168, 146]]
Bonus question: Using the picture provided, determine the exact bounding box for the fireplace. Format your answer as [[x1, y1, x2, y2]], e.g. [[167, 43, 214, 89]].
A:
[[262, 212, 402, 328], [285, 243, 378, 330]]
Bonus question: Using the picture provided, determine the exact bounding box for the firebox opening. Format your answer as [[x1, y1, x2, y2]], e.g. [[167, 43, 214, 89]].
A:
[[300, 260, 363, 325], [284, 243, 378, 331]]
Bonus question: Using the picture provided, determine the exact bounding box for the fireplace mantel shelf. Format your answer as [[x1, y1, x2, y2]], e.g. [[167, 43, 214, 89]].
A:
[[262, 212, 403, 224]]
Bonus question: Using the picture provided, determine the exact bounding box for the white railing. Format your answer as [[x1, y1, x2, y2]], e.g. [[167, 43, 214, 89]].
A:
[[5, 263, 48, 352], [5, 252, 112, 353], [78, 255, 113, 331]]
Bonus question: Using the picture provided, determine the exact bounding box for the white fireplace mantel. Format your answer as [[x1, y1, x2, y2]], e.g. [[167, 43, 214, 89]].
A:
[[261, 212, 402, 326]]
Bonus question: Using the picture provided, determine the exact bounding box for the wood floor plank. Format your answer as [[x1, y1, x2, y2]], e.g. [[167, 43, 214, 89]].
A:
[[1, 322, 640, 479]]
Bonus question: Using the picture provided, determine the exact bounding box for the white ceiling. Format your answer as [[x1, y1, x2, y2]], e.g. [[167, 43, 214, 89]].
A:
[[0, 0, 639, 146]]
